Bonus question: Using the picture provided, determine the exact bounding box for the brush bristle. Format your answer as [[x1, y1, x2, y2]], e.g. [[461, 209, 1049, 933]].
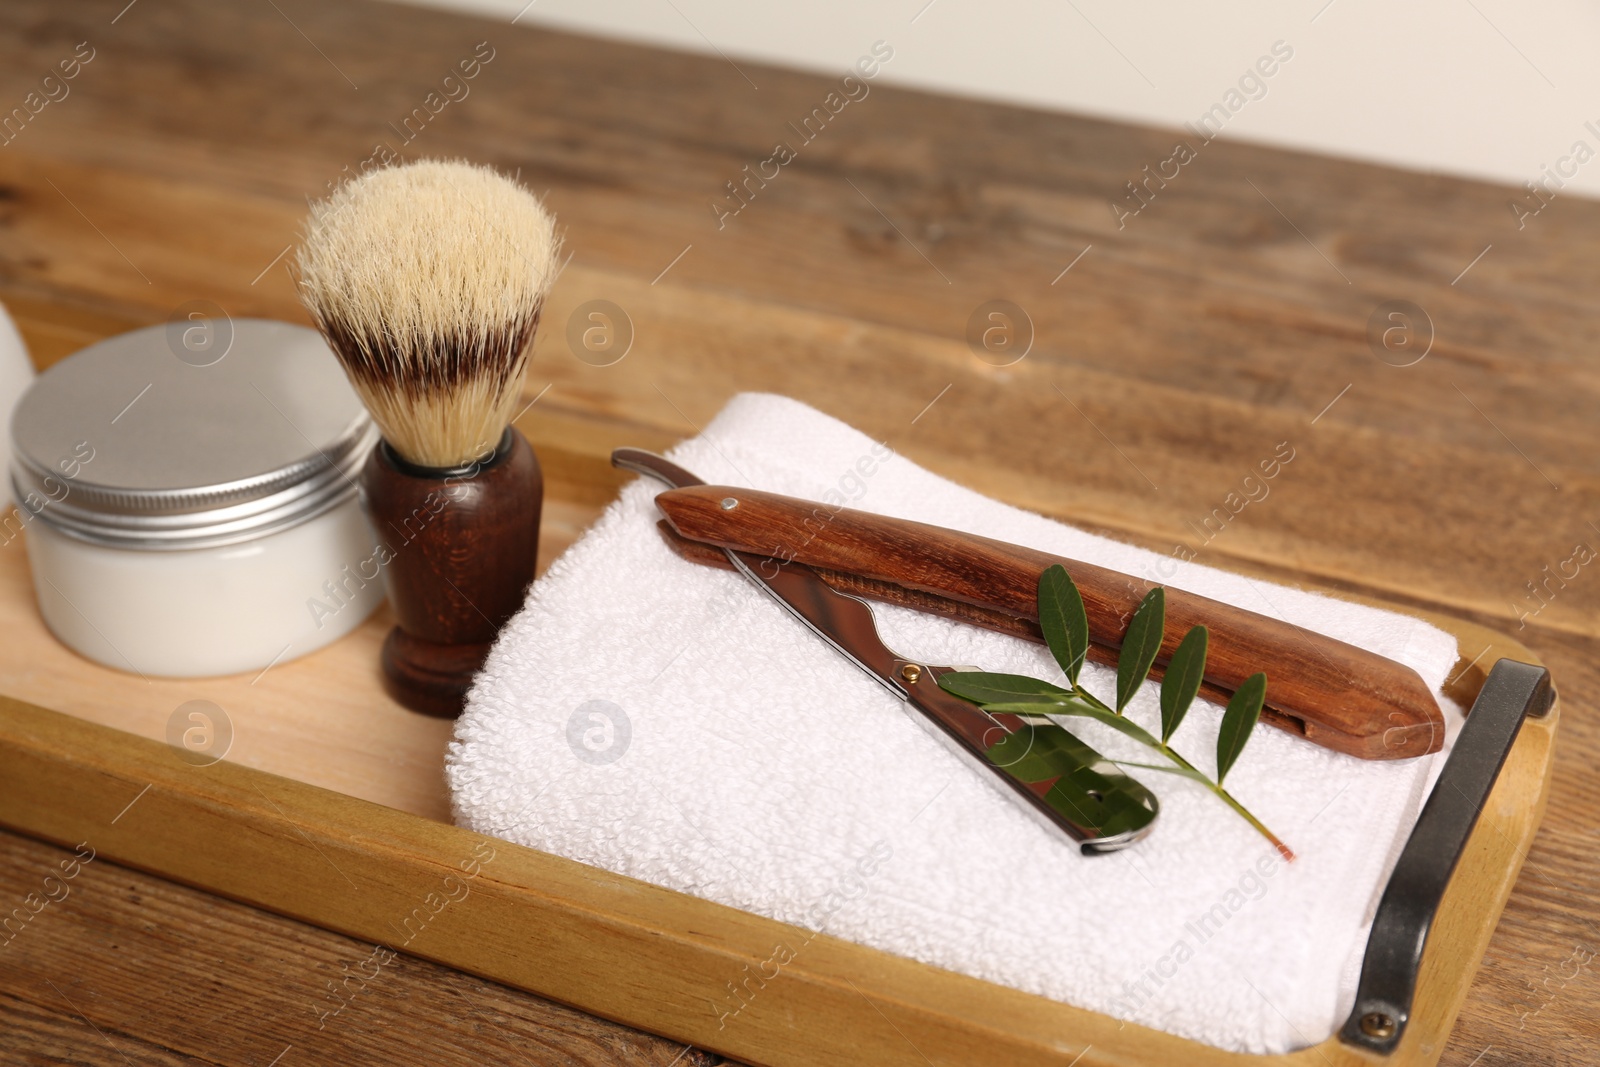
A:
[[295, 159, 561, 468]]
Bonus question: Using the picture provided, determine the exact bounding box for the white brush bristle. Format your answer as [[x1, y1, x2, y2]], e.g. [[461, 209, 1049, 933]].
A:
[[296, 159, 561, 468]]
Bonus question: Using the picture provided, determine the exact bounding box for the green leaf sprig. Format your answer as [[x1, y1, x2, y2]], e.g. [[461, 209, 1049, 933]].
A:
[[939, 565, 1294, 860]]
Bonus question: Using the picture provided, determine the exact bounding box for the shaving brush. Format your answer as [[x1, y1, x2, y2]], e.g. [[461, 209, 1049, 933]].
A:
[[296, 159, 561, 717]]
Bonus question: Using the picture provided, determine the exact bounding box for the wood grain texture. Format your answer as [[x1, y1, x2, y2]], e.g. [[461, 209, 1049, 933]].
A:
[[367, 428, 544, 717], [0, 829, 724, 1067], [2, 1, 1591, 648], [657, 515, 1351, 746], [0, 638, 1560, 1067], [656, 482, 1442, 759], [0, 0, 1594, 1063]]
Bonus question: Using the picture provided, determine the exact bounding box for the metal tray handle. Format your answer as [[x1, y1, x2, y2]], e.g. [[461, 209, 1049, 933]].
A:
[[1340, 658, 1554, 1053]]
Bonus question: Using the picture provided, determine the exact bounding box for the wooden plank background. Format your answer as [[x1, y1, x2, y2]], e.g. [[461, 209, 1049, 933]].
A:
[[0, 0, 1596, 1063], [0, 829, 722, 1066]]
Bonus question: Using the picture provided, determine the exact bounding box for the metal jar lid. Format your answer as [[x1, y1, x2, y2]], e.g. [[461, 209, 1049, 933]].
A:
[[10, 318, 375, 549]]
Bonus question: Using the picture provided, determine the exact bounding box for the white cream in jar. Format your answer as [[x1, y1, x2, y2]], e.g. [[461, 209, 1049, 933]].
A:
[[9, 318, 384, 677]]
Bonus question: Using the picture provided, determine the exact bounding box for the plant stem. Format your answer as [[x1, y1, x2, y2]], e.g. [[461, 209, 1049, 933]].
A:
[[1072, 685, 1116, 716], [1074, 682, 1294, 861], [1157, 745, 1295, 862]]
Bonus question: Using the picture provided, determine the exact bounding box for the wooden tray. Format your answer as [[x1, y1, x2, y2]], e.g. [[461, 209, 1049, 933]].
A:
[[0, 416, 1559, 1067]]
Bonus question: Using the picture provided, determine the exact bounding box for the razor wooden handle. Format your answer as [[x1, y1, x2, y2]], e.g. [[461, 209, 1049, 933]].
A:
[[655, 520, 1261, 718], [653, 485, 1444, 760]]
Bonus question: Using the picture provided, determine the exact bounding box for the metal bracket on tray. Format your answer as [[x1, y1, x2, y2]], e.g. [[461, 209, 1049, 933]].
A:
[[1339, 658, 1553, 1054]]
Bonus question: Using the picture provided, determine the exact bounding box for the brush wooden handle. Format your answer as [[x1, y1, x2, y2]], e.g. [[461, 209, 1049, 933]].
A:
[[654, 484, 1444, 760], [363, 428, 542, 718]]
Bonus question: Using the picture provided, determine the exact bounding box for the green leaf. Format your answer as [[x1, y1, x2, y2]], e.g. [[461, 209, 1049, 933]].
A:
[[1037, 565, 1090, 684], [1159, 626, 1208, 744], [1115, 588, 1165, 713], [1216, 672, 1267, 785], [983, 723, 1071, 780], [984, 700, 1163, 752], [984, 719, 1098, 780], [937, 672, 1074, 706], [984, 723, 1160, 839]]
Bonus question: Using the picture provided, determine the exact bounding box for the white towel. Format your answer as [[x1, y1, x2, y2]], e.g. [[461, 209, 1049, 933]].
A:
[[446, 393, 1460, 1054]]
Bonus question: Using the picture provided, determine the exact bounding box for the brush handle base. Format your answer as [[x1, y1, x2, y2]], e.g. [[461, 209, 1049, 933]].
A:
[[379, 630, 493, 719], [363, 426, 543, 718]]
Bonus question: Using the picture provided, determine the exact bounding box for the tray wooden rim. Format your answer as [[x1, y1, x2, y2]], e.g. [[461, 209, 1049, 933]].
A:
[[0, 591, 1557, 1067]]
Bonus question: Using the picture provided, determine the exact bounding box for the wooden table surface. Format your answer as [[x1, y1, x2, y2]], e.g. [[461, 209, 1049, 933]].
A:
[[1, 0, 1597, 1063]]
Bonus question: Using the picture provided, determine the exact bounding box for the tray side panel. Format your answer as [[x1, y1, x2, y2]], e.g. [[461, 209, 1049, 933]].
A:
[[0, 615, 1557, 1067], [0, 694, 1243, 1067]]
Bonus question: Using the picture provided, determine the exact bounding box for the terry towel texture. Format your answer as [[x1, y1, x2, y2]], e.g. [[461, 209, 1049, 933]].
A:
[[447, 393, 1460, 1054]]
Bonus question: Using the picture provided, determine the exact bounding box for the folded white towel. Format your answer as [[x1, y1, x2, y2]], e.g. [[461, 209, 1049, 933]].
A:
[[447, 393, 1460, 1054]]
